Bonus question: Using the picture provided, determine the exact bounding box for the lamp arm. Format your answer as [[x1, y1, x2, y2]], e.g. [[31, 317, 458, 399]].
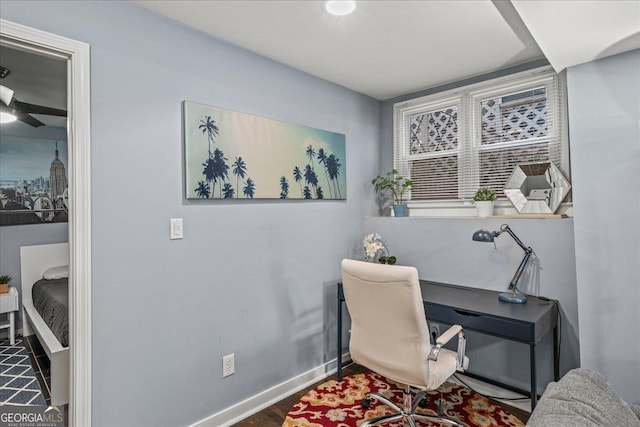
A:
[[500, 224, 529, 253], [497, 224, 533, 291], [509, 249, 532, 290]]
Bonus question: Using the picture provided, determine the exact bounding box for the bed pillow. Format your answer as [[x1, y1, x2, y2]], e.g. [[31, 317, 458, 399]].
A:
[[43, 265, 69, 280]]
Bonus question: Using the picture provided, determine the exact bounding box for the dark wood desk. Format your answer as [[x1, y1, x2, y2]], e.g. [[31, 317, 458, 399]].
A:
[[337, 280, 559, 410]]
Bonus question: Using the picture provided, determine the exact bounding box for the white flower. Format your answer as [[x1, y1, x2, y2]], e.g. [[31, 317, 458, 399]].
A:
[[363, 233, 387, 261]]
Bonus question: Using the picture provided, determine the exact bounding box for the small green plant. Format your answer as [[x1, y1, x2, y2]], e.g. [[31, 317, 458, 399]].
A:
[[378, 256, 397, 265], [371, 169, 413, 204], [0, 275, 11, 285], [474, 187, 497, 202]]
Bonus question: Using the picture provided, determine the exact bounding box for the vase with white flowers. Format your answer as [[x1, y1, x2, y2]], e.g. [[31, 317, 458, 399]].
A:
[[362, 233, 397, 265]]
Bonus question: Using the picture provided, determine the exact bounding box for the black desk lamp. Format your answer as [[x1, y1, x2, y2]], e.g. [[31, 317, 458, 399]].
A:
[[472, 224, 532, 304]]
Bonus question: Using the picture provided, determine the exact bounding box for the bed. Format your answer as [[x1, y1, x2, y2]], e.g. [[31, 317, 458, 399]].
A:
[[20, 242, 69, 406]]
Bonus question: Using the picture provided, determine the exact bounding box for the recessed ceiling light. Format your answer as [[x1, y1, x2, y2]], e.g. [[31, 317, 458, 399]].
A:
[[325, 0, 356, 16]]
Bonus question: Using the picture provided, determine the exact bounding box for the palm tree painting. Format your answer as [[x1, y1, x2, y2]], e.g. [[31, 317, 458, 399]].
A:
[[195, 180, 210, 199], [232, 157, 247, 198], [326, 154, 343, 199], [243, 177, 256, 198], [184, 101, 346, 200], [303, 164, 318, 198], [303, 186, 312, 199], [279, 176, 289, 199], [317, 148, 332, 198], [211, 148, 230, 198], [306, 145, 316, 171], [199, 115, 219, 158], [202, 158, 216, 199], [293, 166, 303, 197], [222, 183, 235, 199]]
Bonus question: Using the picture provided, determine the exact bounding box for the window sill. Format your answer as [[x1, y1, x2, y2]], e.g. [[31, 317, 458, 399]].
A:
[[386, 201, 573, 218]]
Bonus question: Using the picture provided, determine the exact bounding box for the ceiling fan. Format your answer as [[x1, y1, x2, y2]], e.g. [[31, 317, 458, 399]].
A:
[[0, 65, 67, 127]]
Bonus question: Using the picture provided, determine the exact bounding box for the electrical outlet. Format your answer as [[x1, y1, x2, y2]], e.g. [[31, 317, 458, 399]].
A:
[[222, 353, 235, 378], [429, 323, 440, 343]]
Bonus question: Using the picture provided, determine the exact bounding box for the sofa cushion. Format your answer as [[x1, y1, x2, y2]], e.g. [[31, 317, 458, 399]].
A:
[[526, 368, 640, 426]]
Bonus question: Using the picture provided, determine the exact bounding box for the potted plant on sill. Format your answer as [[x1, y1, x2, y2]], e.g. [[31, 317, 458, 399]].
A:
[[372, 169, 413, 217], [474, 187, 497, 217], [0, 275, 11, 294]]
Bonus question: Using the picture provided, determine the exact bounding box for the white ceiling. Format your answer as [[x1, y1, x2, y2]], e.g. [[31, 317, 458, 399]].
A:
[[0, 0, 636, 124], [0, 45, 67, 129], [131, 0, 639, 101], [512, 0, 640, 73], [132, 0, 544, 100]]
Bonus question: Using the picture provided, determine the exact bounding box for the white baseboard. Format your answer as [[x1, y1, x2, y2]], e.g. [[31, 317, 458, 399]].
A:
[[190, 357, 346, 427]]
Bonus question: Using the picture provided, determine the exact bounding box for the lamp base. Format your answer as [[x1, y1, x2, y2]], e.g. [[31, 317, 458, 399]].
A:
[[498, 292, 527, 304]]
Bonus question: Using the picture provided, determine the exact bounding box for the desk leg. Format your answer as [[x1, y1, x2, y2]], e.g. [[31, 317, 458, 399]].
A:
[[9, 311, 15, 345], [530, 343, 537, 410], [337, 293, 343, 382], [553, 325, 560, 381]]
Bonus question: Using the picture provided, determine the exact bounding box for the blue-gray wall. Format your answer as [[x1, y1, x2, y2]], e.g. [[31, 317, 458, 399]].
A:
[[567, 49, 640, 405], [1, 2, 380, 426]]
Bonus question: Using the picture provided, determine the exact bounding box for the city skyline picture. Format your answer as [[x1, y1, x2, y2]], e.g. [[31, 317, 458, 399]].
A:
[[0, 135, 68, 226]]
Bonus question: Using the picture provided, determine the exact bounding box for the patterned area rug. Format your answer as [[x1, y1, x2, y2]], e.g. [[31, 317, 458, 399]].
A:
[[0, 339, 46, 406], [283, 373, 524, 426]]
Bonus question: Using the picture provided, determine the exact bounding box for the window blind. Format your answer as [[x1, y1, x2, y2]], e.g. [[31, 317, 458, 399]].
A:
[[394, 67, 568, 205]]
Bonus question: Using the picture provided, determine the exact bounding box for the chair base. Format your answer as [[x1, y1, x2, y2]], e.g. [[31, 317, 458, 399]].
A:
[[360, 386, 465, 427]]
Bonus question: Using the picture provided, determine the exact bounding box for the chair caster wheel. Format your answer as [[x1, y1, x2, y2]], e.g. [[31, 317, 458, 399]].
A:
[[418, 397, 429, 408], [361, 397, 371, 409]]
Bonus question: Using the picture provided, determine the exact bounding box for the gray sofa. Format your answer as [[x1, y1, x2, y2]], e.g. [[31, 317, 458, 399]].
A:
[[527, 368, 640, 426]]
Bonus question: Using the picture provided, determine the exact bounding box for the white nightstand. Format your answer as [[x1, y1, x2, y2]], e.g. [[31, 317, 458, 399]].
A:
[[0, 287, 18, 345]]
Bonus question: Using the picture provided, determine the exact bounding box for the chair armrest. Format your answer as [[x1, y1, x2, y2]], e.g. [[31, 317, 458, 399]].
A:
[[436, 325, 462, 346], [428, 324, 467, 372]]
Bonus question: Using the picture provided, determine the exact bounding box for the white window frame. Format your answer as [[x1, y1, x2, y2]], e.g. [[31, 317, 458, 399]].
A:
[[393, 66, 570, 217]]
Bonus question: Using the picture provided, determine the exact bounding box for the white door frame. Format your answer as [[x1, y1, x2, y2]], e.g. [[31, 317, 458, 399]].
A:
[[0, 19, 92, 427]]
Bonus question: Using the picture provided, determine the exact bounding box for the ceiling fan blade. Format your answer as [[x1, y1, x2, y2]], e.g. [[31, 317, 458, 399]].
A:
[[15, 111, 45, 127], [1, 105, 46, 127], [14, 100, 67, 117]]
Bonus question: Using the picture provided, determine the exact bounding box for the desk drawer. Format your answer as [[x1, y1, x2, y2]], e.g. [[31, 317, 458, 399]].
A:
[[425, 303, 533, 342]]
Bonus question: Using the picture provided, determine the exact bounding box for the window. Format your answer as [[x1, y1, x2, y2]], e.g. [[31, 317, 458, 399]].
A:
[[394, 67, 569, 215]]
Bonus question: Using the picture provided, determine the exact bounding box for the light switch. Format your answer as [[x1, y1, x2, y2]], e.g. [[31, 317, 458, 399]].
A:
[[170, 218, 183, 240]]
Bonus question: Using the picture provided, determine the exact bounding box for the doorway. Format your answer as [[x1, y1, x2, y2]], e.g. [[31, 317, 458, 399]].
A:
[[1, 18, 91, 427]]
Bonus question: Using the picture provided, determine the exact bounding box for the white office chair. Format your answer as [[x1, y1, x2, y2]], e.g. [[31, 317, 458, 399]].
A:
[[341, 259, 469, 427]]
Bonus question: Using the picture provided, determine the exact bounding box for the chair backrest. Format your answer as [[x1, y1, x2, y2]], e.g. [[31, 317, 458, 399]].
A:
[[341, 259, 431, 387]]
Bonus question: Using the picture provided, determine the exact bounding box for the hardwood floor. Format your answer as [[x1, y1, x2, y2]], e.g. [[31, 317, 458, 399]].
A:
[[232, 363, 530, 426]]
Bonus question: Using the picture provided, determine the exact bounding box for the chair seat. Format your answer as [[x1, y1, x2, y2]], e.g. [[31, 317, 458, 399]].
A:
[[422, 349, 469, 390]]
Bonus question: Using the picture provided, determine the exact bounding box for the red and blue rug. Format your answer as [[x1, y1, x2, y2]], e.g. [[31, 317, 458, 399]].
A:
[[283, 372, 525, 426]]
